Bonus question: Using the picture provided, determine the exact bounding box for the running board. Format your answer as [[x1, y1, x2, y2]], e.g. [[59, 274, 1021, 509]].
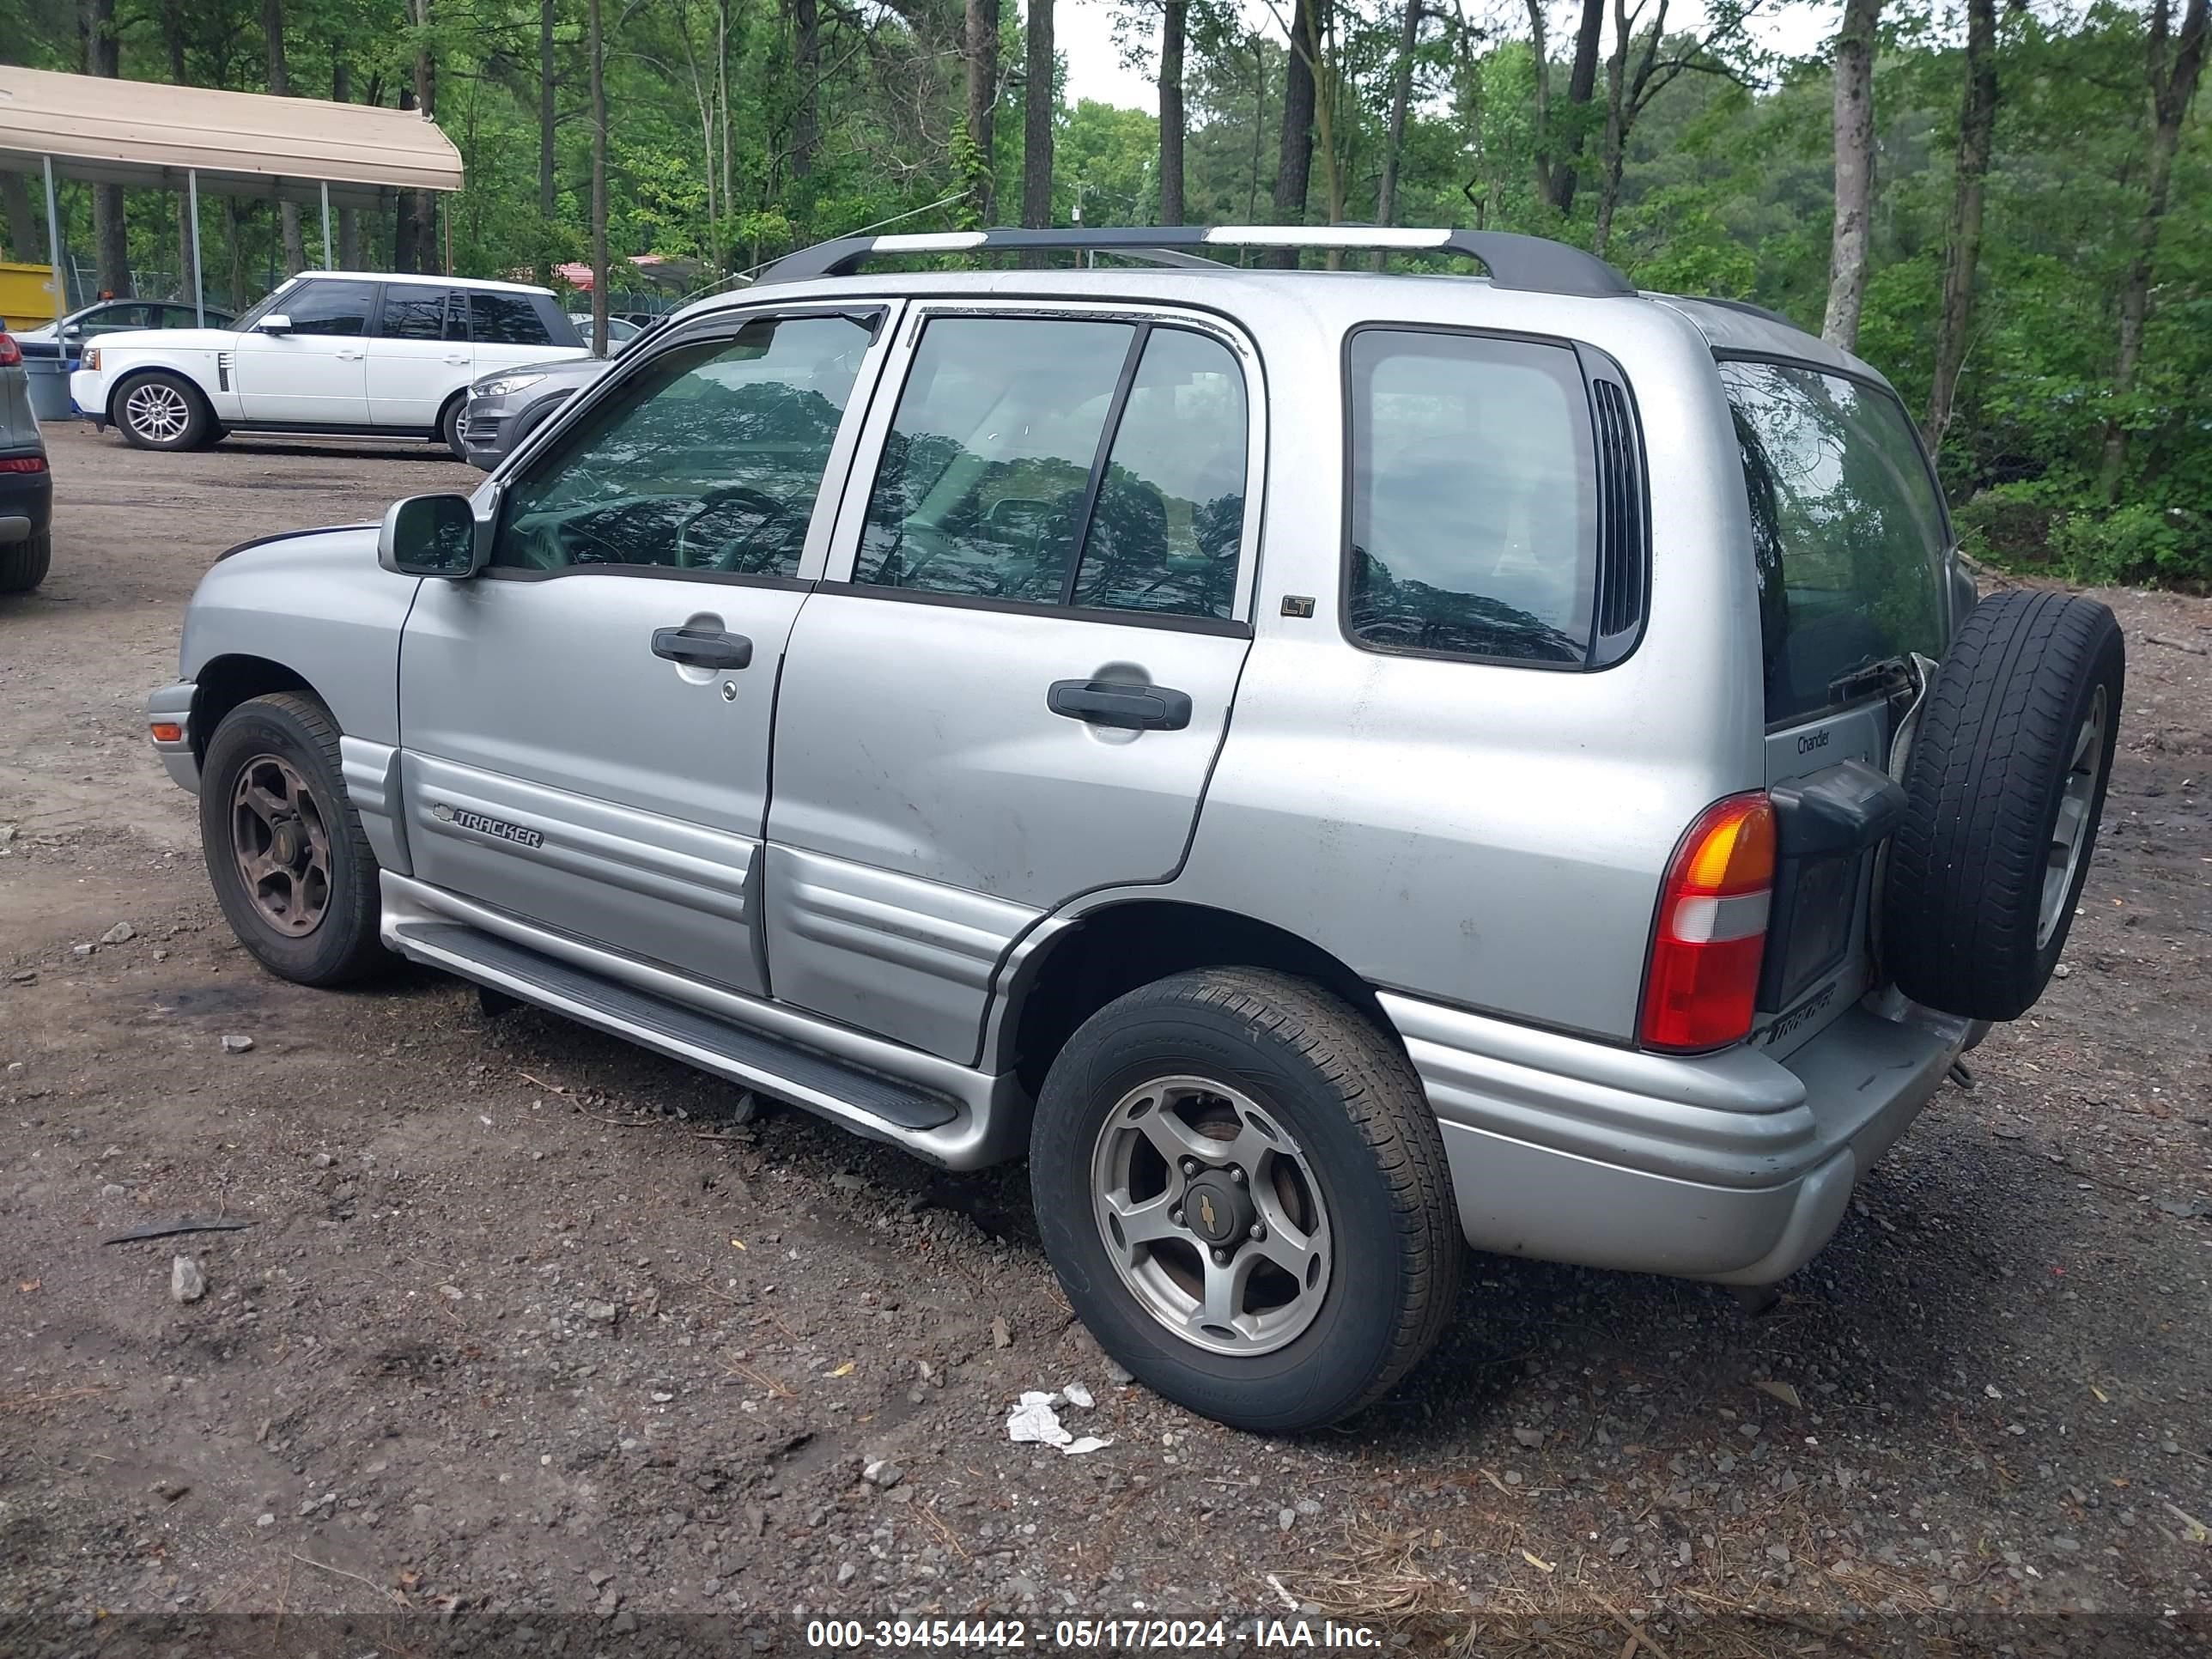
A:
[[388, 920, 959, 1135]]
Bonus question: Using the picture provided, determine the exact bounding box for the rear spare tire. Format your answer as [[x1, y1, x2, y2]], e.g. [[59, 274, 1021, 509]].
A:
[[1882, 590, 2124, 1021]]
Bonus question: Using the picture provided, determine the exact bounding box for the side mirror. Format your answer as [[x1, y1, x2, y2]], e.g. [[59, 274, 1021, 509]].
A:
[[379, 492, 488, 578], [254, 314, 293, 335]]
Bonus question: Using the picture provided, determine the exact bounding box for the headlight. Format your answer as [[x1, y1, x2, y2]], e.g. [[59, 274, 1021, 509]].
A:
[[83, 347, 100, 371], [478, 373, 544, 398]]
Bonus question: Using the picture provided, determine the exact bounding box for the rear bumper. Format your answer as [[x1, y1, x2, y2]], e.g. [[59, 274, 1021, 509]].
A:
[[1382, 990, 1972, 1285], [0, 455, 52, 541]]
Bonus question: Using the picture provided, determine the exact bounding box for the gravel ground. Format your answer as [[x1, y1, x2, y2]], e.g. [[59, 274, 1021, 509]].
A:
[[2, 424, 2209, 1658]]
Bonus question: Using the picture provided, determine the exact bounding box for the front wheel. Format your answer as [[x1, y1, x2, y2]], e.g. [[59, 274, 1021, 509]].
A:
[[199, 692, 390, 986], [1030, 968, 1461, 1433], [439, 395, 469, 461], [113, 372, 214, 451]]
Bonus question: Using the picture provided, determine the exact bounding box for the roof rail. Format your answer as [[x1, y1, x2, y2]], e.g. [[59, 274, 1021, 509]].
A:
[[756, 225, 1636, 299], [1679, 295, 1802, 331]]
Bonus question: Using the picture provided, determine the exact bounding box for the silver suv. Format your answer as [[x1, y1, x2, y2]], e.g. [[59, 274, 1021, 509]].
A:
[[147, 227, 2124, 1432]]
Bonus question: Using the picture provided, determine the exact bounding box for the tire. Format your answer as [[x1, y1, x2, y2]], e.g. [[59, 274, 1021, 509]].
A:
[[1030, 968, 1461, 1433], [1882, 591, 2124, 1021], [439, 394, 468, 461], [112, 372, 215, 451], [0, 530, 50, 593], [199, 691, 390, 987]]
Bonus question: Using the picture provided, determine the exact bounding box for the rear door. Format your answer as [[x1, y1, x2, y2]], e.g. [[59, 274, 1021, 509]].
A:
[[231, 278, 374, 424], [398, 305, 896, 993], [1722, 358, 1952, 1050], [366, 283, 470, 430], [764, 305, 1261, 1062]]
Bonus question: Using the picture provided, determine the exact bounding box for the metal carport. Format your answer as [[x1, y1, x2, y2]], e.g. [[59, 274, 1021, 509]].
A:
[[0, 64, 464, 329]]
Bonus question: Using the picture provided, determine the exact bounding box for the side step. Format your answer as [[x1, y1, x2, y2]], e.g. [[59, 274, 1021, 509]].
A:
[[389, 921, 959, 1133]]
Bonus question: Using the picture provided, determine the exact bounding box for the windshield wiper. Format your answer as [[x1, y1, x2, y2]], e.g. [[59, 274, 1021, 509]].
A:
[[1827, 653, 1916, 708]]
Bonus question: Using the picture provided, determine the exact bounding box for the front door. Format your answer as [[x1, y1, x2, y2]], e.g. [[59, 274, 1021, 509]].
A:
[[231, 277, 375, 424], [764, 307, 1261, 1060], [398, 303, 896, 994], [366, 283, 471, 430]]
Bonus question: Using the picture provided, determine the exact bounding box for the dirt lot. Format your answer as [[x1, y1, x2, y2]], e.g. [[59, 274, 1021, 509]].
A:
[[2, 422, 2208, 1658]]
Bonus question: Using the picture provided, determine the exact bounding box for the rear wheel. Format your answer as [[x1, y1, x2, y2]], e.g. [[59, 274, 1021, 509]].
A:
[[0, 530, 50, 592], [1882, 590, 2124, 1020], [1030, 968, 1461, 1433], [200, 692, 390, 986], [114, 372, 214, 451]]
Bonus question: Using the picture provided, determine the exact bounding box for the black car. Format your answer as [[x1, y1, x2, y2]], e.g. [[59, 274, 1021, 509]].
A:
[[0, 330, 53, 593]]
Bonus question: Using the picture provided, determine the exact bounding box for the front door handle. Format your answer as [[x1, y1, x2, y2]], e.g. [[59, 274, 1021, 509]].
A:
[[652, 626, 753, 671], [1047, 678, 1192, 732], [336, 348, 365, 361]]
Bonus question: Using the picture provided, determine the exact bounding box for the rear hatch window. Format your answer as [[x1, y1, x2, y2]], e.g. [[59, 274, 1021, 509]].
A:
[[1723, 360, 1950, 1050], [1722, 361, 1948, 726]]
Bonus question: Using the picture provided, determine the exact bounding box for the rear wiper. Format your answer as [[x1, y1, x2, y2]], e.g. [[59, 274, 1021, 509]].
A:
[[1827, 654, 1916, 707]]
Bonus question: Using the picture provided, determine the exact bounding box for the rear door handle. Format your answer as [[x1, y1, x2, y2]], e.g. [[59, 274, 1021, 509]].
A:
[[336, 349, 365, 361], [1047, 678, 1192, 732], [652, 627, 754, 670]]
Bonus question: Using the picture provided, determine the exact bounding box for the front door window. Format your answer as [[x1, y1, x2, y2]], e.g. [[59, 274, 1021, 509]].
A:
[[497, 313, 878, 579]]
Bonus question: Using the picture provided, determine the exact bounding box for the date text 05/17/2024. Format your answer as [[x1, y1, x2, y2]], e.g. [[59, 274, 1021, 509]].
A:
[[802, 1617, 1386, 1650]]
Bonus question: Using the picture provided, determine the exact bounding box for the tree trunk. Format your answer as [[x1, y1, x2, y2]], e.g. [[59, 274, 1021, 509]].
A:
[[2098, 0, 2208, 501], [0, 174, 35, 266], [264, 0, 307, 274], [538, 0, 556, 285], [1371, 0, 1421, 266], [1923, 0, 1996, 451], [1525, 0, 1553, 207], [1158, 0, 1187, 224], [164, 3, 196, 295], [410, 0, 440, 277], [1248, 36, 1266, 224], [1021, 0, 1054, 234], [1592, 0, 1631, 258], [224, 198, 246, 308], [394, 80, 419, 270], [588, 0, 610, 355], [792, 0, 821, 177], [84, 0, 131, 295], [1550, 0, 1607, 212], [1271, 0, 1318, 262], [1821, 0, 1883, 349], [964, 0, 1000, 219]]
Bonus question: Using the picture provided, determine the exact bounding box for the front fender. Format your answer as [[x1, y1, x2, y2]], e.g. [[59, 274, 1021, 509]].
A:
[[180, 525, 417, 748]]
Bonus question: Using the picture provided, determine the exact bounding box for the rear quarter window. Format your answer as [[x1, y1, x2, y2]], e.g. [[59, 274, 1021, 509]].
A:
[[1346, 330, 1599, 665]]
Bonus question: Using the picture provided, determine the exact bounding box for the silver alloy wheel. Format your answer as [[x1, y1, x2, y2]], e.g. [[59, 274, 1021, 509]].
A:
[[124, 380, 190, 443], [1089, 1075, 1332, 1358], [2038, 684, 2108, 949]]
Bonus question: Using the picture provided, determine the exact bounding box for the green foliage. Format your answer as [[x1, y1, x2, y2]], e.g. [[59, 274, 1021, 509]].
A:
[[7, 0, 2210, 585]]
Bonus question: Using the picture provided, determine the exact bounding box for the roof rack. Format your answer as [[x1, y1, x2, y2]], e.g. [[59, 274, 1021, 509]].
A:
[[756, 225, 1635, 299]]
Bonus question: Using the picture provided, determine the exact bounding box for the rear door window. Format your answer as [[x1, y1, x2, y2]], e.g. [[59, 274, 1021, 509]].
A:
[[855, 315, 1249, 619], [1346, 330, 1598, 665], [378, 286, 460, 341], [471, 291, 554, 347], [1722, 361, 1948, 725]]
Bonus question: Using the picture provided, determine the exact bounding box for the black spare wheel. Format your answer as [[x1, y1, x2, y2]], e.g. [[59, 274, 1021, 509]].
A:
[[201, 691, 390, 987], [1882, 590, 2124, 1022]]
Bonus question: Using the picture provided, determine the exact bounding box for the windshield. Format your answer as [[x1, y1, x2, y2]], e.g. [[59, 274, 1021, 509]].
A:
[[232, 279, 303, 333], [1722, 360, 1949, 725]]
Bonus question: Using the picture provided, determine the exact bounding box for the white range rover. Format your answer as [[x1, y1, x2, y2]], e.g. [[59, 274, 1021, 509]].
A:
[[70, 270, 588, 459]]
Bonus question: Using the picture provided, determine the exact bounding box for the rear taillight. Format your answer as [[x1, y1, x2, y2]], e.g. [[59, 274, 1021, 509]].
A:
[[1640, 793, 1775, 1052], [0, 455, 45, 473], [0, 333, 20, 367]]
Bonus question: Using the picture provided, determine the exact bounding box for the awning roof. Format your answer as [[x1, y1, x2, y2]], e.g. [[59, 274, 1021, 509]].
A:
[[0, 66, 463, 210]]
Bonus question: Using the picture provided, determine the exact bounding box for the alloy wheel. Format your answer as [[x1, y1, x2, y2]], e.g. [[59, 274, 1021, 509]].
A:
[[2037, 684, 2107, 950], [1089, 1075, 1333, 1358], [125, 380, 190, 443], [230, 754, 334, 936]]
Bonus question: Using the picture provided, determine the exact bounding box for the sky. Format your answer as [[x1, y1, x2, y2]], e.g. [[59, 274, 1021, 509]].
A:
[[1057, 0, 1843, 111]]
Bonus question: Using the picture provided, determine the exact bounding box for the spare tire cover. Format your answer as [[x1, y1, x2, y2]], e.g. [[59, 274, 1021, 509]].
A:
[[1881, 590, 2124, 1022]]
